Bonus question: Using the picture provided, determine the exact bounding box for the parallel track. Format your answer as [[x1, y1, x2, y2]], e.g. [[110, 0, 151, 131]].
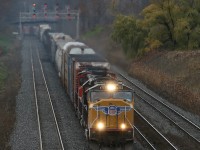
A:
[[113, 67, 200, 149], [134, 126, 156, 150], [30, 40, 64, 150], [135, 109, 177, 150]]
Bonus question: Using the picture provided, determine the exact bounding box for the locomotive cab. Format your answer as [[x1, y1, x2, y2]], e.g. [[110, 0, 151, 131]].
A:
[[85, 80, 134, 144]]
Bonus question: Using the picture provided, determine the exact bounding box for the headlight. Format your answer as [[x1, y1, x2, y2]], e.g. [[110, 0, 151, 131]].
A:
[[121, 123, 126, 130], [97, 122, 105, 130], [106, 83, 117, 92]]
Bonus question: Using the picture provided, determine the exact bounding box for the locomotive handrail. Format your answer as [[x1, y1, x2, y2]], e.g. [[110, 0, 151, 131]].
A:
[[125, 114, 134, 129], [89, 105, 99, 129]]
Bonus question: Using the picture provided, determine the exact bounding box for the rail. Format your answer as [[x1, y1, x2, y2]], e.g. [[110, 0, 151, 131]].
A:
[[30, 40, 64, 150]]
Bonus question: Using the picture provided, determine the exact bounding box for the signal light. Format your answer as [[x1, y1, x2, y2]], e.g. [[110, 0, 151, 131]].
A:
[[44, 3, 48, 9], [44, 13, 47, 18], [32, 3, 36, 14], [32, 14, 36, 18], [66, 6, 71, 20], [44, 3, 48, 12], [55, 14, 60, 20], [67, 14, 71, 20], [55, 3, 59, 12]]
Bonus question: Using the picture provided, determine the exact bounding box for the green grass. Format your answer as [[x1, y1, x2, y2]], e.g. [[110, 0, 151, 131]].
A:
[[0, 34, 11, 89], [0, 64, 7, 89], [82, 25, 104, 39], [0, 34, 13, 54]]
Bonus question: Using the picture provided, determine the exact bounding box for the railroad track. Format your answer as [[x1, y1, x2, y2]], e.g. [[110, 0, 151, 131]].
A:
[[135, 110, 177, 150], [113, 66, 200, 149], [30, 39, 64, 150]]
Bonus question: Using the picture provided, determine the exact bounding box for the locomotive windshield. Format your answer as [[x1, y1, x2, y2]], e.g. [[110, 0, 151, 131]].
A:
[[90, 91, 132, 102], [113, 92, 132, 101]]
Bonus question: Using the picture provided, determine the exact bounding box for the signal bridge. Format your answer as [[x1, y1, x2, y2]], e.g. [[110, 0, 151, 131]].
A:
[[19, 9, 80, 39]]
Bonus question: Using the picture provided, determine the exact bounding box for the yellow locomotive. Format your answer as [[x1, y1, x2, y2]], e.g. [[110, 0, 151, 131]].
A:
[[86, 80, 134, 143], [62, 54, 134, 144]]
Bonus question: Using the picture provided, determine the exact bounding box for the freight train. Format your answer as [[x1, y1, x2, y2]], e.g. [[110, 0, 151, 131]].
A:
[[38, 24, 134, 144]]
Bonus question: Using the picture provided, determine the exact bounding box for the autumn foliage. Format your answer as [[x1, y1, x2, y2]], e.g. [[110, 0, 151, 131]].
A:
[[112, 0, 200, 57]]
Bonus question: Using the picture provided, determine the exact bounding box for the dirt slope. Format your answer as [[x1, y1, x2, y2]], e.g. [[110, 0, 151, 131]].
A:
[[130, 50, 200, 115]]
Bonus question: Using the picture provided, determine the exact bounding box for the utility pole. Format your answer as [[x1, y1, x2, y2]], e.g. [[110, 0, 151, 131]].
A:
[[76, 9, 80, 40], [19, 12, 23, 39]]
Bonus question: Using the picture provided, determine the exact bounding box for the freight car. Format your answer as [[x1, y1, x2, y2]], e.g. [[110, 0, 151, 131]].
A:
[[49, 33, 74, 63], [39, 24, 51, 42], [39, 24, 134, 145]]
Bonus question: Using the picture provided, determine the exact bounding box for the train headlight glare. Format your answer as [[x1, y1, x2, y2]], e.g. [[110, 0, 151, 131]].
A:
[[121, 123, 126, 130], [97, 122, 104, 130], [106, 83, 116, 92]]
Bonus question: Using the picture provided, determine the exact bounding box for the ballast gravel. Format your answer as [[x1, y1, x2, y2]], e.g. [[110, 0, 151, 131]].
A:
[[10, 38, 40, 150]]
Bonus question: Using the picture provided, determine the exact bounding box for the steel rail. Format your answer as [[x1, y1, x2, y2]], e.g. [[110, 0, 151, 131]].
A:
[[134, 126, 156, 150], [30, 42, 43, 150], [36, 46, 65, 150], [136, 93, 200, 144], [135, 109, 178, 150], [30, 38, 64, 150]]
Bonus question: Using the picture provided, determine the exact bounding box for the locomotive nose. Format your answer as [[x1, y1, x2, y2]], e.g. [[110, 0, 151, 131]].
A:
[[88, 100, 134, 142], [89, 101, 133, 130]]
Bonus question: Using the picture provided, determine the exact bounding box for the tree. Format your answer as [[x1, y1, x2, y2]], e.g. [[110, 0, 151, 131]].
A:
[[111, 15, 146, 57], [141, 0, 200, 50], [174, 0, 200, 49], [141, 0, 181, 49]]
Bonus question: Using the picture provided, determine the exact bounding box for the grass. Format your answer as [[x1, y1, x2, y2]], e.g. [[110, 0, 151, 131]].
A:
[[0, 63, 7, 90], [0, 33, 21, 149], [0, 34, 13, 55], [82, 25, 104, 39], [129, 51, 200, 115], [0, 34, 12, 89]]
